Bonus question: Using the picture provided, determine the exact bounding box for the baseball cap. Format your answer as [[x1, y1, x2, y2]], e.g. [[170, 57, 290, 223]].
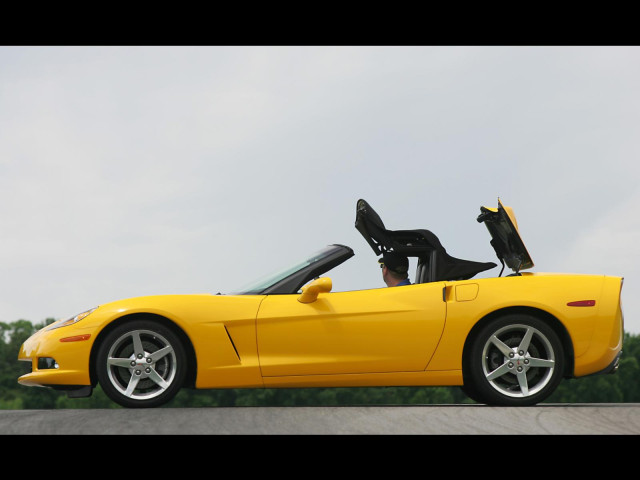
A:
[[378, 251, 409, 274]]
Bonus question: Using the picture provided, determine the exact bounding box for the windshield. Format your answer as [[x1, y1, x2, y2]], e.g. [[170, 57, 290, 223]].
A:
[[229, 246, 343, 295]]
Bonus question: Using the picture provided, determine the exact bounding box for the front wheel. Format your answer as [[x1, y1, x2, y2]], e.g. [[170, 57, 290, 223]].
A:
[[464, 315, 565, 406], [96, 320, 187, 408]]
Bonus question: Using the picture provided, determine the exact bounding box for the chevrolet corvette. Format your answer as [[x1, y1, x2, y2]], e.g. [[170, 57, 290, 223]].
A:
[[17, 199, 624, 407]]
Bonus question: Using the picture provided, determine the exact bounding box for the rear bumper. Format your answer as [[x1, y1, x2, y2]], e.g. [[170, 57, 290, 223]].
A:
[[586, 350, 622, 377], [573, 276, 624, 377]]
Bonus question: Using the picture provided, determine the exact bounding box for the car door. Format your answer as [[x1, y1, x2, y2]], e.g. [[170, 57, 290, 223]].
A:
[[256, 282, 446, 377]]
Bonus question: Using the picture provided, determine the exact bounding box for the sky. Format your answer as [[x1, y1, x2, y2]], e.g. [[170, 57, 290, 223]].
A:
[[1, 45, 638, 334]]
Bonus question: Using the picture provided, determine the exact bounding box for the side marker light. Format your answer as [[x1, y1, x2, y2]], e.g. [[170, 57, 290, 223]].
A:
[[567, 300, 596, 307], [60, 334, 92, 342]]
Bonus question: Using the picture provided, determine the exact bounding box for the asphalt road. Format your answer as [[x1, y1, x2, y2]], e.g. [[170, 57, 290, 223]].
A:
[[1, 404, 639, 434]]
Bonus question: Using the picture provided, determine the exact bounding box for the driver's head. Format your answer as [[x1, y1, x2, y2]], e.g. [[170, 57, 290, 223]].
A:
[[378, 251, 409, 285]]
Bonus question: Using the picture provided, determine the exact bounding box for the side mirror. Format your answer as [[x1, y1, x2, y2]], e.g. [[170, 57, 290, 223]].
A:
[[297, 277, 332, 303]]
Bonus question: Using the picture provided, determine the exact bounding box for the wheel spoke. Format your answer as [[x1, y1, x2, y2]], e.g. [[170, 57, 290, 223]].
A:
[[528, 357, 555, 368], [124, 374, 141, 397], [489, 335, 514, 357], [131, 331, 145, 358], [518, 327, 534, 353], [516, 371, 529, 396], [149, 345, 173, 362], [147, 368, 171, 390], [108, 357, 133, 368], [486, 362, 511, 382]]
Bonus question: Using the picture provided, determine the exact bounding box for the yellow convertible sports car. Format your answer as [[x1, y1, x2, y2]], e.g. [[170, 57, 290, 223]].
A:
[[18, 199, 624, 408]]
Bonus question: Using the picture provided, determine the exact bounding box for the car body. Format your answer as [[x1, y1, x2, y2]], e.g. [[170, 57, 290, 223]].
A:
[[18, 199, 624, 407]]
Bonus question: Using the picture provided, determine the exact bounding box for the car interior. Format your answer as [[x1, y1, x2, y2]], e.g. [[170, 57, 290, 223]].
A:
[[355, 199, 497, 284]]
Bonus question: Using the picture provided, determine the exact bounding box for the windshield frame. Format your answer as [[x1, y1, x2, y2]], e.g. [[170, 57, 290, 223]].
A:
[[229, 244, 354, 295]]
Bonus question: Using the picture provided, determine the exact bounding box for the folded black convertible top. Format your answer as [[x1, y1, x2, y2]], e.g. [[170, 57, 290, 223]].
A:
[[355, 199, 496, 283]]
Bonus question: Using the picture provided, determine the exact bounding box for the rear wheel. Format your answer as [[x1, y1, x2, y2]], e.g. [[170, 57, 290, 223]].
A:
[[464, 314, 564, 406], [96, 320, 187, 408]]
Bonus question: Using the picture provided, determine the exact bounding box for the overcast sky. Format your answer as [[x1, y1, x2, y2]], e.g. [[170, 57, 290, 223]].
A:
[[1, 46, 638, 334]]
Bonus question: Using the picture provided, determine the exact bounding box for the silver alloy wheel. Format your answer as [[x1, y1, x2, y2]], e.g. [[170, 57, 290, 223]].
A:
[[481, 323, 556, 398], [105, 329, 178, 401]]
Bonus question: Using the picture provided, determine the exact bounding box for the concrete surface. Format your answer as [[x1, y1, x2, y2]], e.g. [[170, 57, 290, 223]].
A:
[[2, 404, 639, 434]]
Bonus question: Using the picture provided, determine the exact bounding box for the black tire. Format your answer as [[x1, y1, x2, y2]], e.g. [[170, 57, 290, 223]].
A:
[[96, 320, 187, 408], [464, 314, 565, 406], [460, 384, 485, 404]]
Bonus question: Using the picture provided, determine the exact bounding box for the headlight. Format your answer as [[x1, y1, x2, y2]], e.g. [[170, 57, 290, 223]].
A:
[[47, 307, 98, 330]]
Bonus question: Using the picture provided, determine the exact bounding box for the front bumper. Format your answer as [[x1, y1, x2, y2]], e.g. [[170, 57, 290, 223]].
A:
[[18, 324, 94, 388]]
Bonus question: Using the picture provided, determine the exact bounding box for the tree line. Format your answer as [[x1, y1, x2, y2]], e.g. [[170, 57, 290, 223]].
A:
[[2, 318, 639, 409]]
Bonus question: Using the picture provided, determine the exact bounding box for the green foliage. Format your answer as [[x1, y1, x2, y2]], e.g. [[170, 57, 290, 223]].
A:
[[2, 319, 639, 409], [548, 332, 640, 403]]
